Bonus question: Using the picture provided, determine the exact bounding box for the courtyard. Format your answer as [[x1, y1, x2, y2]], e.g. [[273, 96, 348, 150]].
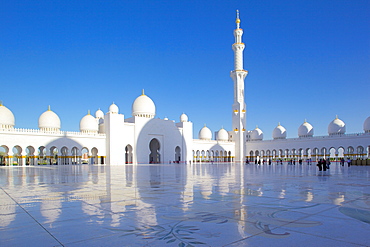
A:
[[0, 163, 369, 246]]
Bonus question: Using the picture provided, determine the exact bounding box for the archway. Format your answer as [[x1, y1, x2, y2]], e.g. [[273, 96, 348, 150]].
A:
[[125, 145, 133, 164], [0, 145, 9, 166], [175, 146, 181, 163], [149, 138, 160, 164]]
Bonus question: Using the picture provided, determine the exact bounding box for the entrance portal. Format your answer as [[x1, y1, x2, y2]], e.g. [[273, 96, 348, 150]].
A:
[[149, 138, 160, 164]]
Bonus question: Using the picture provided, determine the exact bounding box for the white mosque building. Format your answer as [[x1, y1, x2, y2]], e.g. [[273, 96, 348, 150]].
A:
[[1, 12, 369, 166]]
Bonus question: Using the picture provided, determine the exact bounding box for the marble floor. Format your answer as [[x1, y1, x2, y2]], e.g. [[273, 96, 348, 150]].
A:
[[0, 163, 369, 247]]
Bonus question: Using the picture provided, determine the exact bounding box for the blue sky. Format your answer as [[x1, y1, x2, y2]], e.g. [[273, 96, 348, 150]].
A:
[[1, 0, 369, 139]]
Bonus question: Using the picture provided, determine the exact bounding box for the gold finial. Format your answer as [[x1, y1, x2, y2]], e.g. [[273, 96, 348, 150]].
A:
[[142, 89, 145, 95], [0, 100, 3, 106], [255, 125, 258, 129], [88, 110, 91, 115], [236, 10, 241, 25], [48, 105, 51, 111], [335, 115, 338, 119], [304, 119, 307, 123], [278, 122, 281, 126]]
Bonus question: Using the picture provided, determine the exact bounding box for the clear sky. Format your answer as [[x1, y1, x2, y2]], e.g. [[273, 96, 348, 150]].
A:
[[1, 0, 369, 139]]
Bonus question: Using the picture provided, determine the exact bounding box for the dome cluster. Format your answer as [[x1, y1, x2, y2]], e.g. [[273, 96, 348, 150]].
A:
[[247, 116, 369, 141]]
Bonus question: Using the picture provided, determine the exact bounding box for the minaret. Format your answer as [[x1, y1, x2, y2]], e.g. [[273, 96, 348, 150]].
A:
[[231, 10, 248, 163]]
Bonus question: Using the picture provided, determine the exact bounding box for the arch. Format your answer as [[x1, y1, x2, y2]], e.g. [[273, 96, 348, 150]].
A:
[[71, 147, 80, 164], [81, 147, 89, 164], [12, 145, 22, 166], [26, 146, 35, 165], [149, 138, 160, 164], [175, 146, 181, 163], [0, 145, 9, 166], [125, 145, 133, 164], [61, 146, 69, 165], [91, 147, 99, 164], [38, 146, 46, 165], [356, 146, 364, 159], [347, 146, 354, 159], [50, 146, 59, 165]]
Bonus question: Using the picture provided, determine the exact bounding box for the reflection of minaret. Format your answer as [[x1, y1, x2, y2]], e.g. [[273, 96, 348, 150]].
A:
[[231, 10, 248, 162]]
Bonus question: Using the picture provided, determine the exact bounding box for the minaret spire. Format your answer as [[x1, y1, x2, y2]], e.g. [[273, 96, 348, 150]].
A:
[[230, 10, 248, 163], [236, 10, 240, 29]]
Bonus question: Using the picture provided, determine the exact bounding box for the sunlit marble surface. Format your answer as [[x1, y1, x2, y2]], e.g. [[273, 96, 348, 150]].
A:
[[0, 163, 369, 246]]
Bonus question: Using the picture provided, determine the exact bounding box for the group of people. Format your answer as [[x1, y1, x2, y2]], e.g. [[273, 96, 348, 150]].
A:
[[316, 158, 331, 171]]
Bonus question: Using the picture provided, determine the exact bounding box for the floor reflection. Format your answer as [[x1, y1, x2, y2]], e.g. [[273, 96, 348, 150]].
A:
[[0, 163, 369, 246]]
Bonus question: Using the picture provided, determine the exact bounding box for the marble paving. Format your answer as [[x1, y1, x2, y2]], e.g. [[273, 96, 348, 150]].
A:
[[0, 163, 369, 246]]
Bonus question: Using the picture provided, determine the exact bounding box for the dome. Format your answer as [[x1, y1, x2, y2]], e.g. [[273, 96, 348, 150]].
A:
[[80, 112, 98, 133], [0, 103, 15, 129], [298, 120, 314, 137], [132, 91, 156, 118], [363, 116, 370, 133], [109, 103, 119, 114], [328, 116, 346, 135], [180, 113, 188, 122], [38, 106, 61, 131], [250, 126, 263, 141], [273, 123, 287, 139], [95, 109, 104, 119], [217, 128, 229, 141], [199, 125, 212, 140]]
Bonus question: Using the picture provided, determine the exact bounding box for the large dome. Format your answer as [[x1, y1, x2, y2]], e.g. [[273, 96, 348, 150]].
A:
[[250, 126, 263, 141], [273, 123, 287, 139], [132, 91, 156, 118], [199, 125, 212, 140], [217, 128, 229, 141], [298, 120, 314, 137], [0, 104, 15, 129], [363, 116, 370, 133], [80, 112, 98, 133], [328, 116, 346, 135], [38, 107, 61, 131]]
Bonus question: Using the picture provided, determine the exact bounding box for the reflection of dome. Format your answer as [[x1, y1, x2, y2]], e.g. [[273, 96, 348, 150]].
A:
[[363, 116, 370, 133], [199, 125, 212, 140], [298, 120, 314, 137], [180, 113, 188, 122], [80, 112, 98, 133], [217, 128, 228, 141], [251, 126, 263, 141], [38, 106, 61, 131], [95, 109, 104, 119], [273, 123, 286, 139], [328, 116, 346, 135], [132, 91, 156, 118], [109, 103, 119, 114], [0, 103, 15, 129]]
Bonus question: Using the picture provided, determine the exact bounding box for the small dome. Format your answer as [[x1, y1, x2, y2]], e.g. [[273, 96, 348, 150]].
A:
[[217, 128, 229, 141], [251, 126, 263, 141], [95, 109, 104, 119], [199, 125, 212, 140], [80, 112, 98, 133], [0, 103, 15, 129], [164, 117, 169, 120], [298, 120, 314, 137], [363, 116, 370, 133], [38, 106, 61, 131], [132, 90, 156, 118], [180, 113, 188, 122], [109, 103, 119, 114], [328, 116, 346, 135], [273, 123, 287, 139]]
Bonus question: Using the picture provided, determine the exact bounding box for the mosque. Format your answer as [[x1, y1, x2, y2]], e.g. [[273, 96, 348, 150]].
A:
[[1, 12, 369, 166]]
